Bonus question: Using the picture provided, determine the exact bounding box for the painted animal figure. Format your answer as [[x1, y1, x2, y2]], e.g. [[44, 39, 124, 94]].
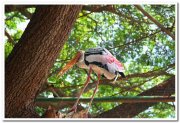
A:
[[58, 47, 125, 113]]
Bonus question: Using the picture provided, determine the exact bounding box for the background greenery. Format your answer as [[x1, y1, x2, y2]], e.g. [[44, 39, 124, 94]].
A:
[[5, 5, 175, 118]]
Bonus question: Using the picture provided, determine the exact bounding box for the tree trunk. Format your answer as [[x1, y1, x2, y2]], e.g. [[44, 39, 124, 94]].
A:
[[96, 76, 175, 118], [5, 5, 82, 118]]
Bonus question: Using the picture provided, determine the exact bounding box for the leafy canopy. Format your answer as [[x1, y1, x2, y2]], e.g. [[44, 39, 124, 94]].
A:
[[5, 5, 175, 118]]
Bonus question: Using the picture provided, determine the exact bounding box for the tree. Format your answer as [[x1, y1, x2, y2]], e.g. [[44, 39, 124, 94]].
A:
[[96, 76, 175, 118], [5, 5, 82, 118], [5, 5, 175, 118]]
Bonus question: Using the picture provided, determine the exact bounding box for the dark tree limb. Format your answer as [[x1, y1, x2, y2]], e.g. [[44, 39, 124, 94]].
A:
[[99, 63, 175, 84], [81, 66, 174, 96], [5, 5, 35, 13], [5, 5, 34, 19], [5, 5, 82, 118], [134, 5, 175, 40], [96, 76, 175, 118], [82, 5, 113, 13], [5, 29, 15, 45], [56, 64, 174, 95], [35, 76, 175, 118], [18, 8, 32, 19], [37, 82, 66, 97], [82, 5, 151, 25]]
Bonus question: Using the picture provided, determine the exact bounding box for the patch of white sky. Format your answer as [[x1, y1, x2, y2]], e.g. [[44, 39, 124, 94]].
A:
[[18, 20, 30, 30], [6, 19, 30, 35], [65, 75, 73, 83], [47, 92, 54, 98], [5, 20, 29, 44]]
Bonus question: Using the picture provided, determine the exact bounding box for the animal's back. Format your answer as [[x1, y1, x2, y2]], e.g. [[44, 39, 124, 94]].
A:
[[84, 47, 124, 79]]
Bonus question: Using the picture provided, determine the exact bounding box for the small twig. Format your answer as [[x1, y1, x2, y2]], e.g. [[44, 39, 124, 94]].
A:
[[109, 30, 161, 50], [134, 5, 175, 40], [5, 29, 15, 45], [38, 83, 66, 97], [86, 16, 98, 32], [112, 76, 157, 96]]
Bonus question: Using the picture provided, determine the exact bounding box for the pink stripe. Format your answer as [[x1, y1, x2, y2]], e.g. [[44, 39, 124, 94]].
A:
[[106, 55, 124, 69]]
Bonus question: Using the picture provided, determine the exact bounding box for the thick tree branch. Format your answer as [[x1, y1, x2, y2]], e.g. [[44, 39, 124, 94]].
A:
[[36, 76, 175, 118], [134, 5, 175, 40], [5, 5, 34, 19], [18, 8, 32, 19], [100, 63, 175, 84], [5, 5, 35, 13], [82, 66, 174, 95], [57, 64, 174, 95], [82, 5, 151, 25], [82, 5, 112, 13], [96, 76, 175, 118], [37, 82, 66, 97]]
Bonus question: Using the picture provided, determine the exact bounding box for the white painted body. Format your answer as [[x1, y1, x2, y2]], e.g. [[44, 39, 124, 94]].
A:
[[76, 48, 124, 80]]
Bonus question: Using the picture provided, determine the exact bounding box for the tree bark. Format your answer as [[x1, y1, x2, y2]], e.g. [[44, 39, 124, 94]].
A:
[[5, 5, 82, 118], [96, 76, 175, 118], [5, 5, 35, 13], [5, 29, 15, 45]]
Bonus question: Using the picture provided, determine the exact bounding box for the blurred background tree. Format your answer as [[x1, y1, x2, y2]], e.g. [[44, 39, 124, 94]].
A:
[[5, 5, 175, 118]]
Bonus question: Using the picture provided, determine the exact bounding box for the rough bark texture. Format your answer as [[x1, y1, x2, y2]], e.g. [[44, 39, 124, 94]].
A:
[[5, 5, 35, 13], [5, 5, 82, 118], [96, 76, 175, 118]]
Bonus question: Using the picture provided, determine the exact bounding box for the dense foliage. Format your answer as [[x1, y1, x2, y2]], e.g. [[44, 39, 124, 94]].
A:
[[5, 5, 175, 118]]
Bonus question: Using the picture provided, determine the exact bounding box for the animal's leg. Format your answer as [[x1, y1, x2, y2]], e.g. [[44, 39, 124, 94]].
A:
[[70, 67, 92, 113], [87, 74, 101, 113], [113, 74, 118, 83]]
